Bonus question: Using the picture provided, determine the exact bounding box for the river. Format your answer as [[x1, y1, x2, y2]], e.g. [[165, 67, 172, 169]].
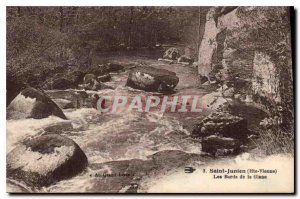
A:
[[6, 51, 271, 193]]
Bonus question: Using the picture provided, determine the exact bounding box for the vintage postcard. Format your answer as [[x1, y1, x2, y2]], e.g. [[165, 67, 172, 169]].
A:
[[6, 6, 294, 193]]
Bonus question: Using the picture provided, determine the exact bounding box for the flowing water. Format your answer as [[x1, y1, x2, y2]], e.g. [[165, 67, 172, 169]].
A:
[[6, 53, 269, 193]]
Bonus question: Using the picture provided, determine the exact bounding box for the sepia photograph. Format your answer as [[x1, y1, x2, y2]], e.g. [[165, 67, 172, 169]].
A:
[[6, 5, 294, 193]]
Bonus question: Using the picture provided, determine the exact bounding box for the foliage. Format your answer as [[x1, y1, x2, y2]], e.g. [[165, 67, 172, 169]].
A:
[[251, 125, 294, 155], [7, 6, 201, 87]]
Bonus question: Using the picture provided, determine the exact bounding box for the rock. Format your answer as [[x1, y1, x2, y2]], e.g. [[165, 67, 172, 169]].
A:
[[157, 58, 176, 64], [223, 87, 235, 98], [202, 135, 241, 156], [81, 73, 113, 91], [6, 179, 30, 193], [217, 84, 228, 91], [79, 81, 113, 91], [244, 95, 253, 103], [45, 90, 93, 108], [7, 134, 88, 187], [42, 71, 85, 90], [88, 65, 106, 76], [126, 66, 179, 93], [177, 56, 194, 65], [42, 120, 73, 134], [252, 52, 280, 104], [234, 93, 241, 99], [105, 63, 124, 73], [97, 74, 111, 82], [7, 87, 67, 120], [83, 74, 97, 85], [163, 48, 181, 60], [75, 90, 89, 98], [52, 98, 75, 109], [199, 92, 228, 109], [69, 70, 86, 83], [192, 111, 248, 139], [199, 75, 209, 85]]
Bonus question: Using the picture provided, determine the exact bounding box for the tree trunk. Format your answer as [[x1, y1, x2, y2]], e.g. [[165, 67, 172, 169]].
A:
[[59, 7, 64, 32]]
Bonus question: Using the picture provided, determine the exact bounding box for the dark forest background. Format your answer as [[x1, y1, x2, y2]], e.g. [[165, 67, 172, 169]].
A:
[[7, 6, 204, 87]]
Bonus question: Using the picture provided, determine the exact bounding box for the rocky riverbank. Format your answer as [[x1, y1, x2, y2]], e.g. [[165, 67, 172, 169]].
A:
[[6, 48, 275, 193]]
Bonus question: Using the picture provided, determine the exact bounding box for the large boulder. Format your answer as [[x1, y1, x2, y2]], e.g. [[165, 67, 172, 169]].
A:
[[163, 48, 181, 60], [7, 134, 88, 187], [201, 135, 241, 156], [192, 111, 248, 139], [126, 66, 179, 93], [7, 87, 67, 120]]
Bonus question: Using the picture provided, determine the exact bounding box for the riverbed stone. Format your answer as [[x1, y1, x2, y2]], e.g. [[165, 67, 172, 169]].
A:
[[177, 56, 194, 65], [42, 120, 74, 134], [192, 111, 248, 139], [52, 98, 75, 109], [126, 66, 179, 93], [201, 135, 241, 156], [7, 134, 88, 187], [105, 63, 124, 73], [7, 87, 67, 120], [163, 47, 181, 60], [97, 73, 111, 82]]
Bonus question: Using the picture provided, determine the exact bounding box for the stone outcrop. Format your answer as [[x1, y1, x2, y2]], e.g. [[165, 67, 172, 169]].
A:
[[198, 7, 293, 130], [252, 52, 281, 107], [191, 110, 249, 157], [7, 134, 88, 187], [7, 87, 67, 120], [201, 135, 241, 156], [126, 66, 179, 93], [198, 7, 240, 84], [192, 111, 248, 139]]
